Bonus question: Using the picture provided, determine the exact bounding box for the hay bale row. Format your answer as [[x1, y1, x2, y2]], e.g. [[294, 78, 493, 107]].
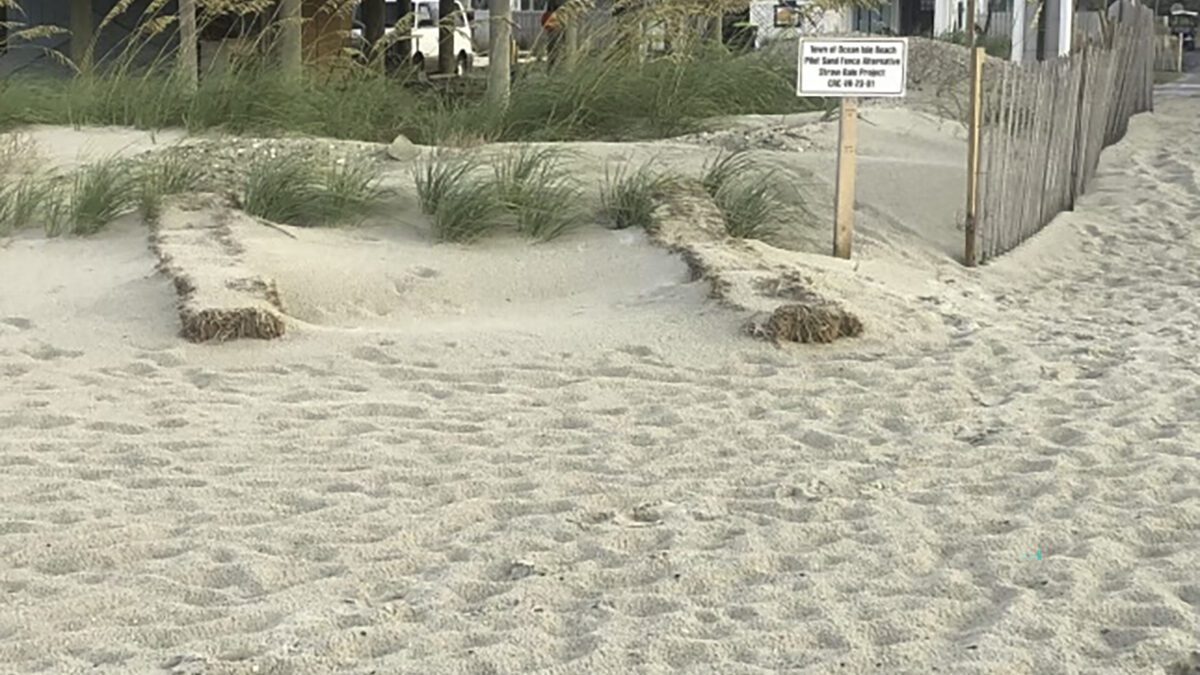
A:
[[150, 193, 286, 343], [652, 185, 863, 345]]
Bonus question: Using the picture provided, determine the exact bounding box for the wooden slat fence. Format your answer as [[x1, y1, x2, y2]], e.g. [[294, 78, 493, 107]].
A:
[[972, 1, 1155, 263]]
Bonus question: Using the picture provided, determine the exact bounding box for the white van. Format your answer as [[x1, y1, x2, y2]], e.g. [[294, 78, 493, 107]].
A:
[[351, 0, 475, 74]]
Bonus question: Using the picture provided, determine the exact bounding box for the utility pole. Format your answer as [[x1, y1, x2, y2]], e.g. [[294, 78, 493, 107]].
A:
[[487, 0, 512, 106], [179, 0, 198, 91]]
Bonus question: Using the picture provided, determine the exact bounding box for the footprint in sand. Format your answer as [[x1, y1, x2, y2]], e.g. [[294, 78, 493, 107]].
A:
[[20, 343, 83, 361], [1, 317, 33, 331]]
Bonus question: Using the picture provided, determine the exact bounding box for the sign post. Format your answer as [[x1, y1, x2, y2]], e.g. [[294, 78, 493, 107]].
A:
[[797, 38, 907, 259]]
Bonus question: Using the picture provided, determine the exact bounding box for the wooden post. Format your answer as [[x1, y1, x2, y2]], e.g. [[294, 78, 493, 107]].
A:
[[69, 0, 93, 72], [439, 0, 456, 74], [179, 0, 198, 92], [965, 46, 985, 266], [1179, 33, 1185, 72], [279, 0, 303, 79], [833, 97, 858, 260], [487, 0, 512, 107]]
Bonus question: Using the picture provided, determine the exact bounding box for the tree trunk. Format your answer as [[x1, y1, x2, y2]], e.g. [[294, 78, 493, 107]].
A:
[[439, 0, 456, 74], [279, 0, 303, 79], [487, 0, 512, 106], [395, 0, 413, 64], [179, 0, 198, 91], [364, 0, 385, 61], [69, 0, 93, 72]]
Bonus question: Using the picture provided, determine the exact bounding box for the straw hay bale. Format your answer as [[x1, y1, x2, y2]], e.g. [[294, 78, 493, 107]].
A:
[[652, 185, 863, 345], [747, 303, 864, 345], [150, 193, 286, 342]]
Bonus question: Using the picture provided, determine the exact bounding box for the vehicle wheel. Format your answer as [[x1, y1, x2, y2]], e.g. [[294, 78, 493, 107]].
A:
[[457, 52, 471, 76]]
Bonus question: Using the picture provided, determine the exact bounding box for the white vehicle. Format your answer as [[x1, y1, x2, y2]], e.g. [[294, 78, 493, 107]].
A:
[[351, 0, 475, 74]]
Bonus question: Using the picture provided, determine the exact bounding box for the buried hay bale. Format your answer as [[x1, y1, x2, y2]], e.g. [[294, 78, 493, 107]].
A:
[[151, 194, 287, 343], [748, 303, 864, 345]]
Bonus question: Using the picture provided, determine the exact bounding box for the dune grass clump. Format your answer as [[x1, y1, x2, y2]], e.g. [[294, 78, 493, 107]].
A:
[[601, 161, 676, 231], [321, 158, 386, 225], [242, 152, 382, 227], [492, 147, 584, 241], [701, 148, 757, 198], [413, 152, 476, 216], [55, 158, 139, 236], [137, 154, 202, 222], [0, 176, 60, 235], [500, 43, 813, 141], [701, 148, 793, 241], [0, 134, 56, 235], [412, 153, 506, 243]]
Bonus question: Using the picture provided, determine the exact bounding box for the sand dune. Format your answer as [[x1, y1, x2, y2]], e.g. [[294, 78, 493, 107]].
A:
[[1, 100, 1199, 674]]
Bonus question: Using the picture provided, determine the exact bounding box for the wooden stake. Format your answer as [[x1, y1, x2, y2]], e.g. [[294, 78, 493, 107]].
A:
[[833, 97, 858, 260], [965, 46, 985, 266]]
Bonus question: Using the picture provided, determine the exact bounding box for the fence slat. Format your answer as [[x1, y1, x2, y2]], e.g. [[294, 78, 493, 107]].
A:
[[972, 2, 1155, 262]]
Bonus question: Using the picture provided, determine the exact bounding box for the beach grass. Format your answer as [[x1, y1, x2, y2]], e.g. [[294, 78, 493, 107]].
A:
[[137, 154, 203, 223], [0, 0, 815, 147], [241, 152, 382, 227], [429, 171, 506, 243], [601, 161, 676, 232], [712, 179, 779, 240], [56, 158, 139, 236], [493, 147, 584, 241]]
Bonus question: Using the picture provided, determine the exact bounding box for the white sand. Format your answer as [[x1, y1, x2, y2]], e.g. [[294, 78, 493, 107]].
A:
[[1, 100, 1199, 674]]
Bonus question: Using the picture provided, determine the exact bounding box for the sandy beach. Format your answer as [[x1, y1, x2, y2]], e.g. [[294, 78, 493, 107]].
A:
[[1, 90, 1199, 675]]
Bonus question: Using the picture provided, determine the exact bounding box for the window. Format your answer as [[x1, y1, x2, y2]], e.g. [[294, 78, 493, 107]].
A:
[[417, 4, 435, 26]]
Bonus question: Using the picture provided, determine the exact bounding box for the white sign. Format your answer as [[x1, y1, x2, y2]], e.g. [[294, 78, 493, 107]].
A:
[[797, 38, 908, 98]]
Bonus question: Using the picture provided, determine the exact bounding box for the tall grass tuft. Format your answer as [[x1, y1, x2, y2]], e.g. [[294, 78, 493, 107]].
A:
[[61, 158, 139, 236], [601, 161, 676, 231], [701, 148, 797, 241], [701, 148, 756, 198], [0, 176, 61, 235], [321, 158, 386, 226], [493, 147, 584, 241], [137, 154, 202, 222], [412, 152, 476, 216], [0, 133, 57, 235], [430, 173, 505, 243], [242, 152, 382, 227], [712, 180, 779, 240], [242, 153, 324, 225]]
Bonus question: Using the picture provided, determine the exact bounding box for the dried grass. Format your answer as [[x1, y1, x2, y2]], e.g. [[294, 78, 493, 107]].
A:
[[748, 303, 864, 345]]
